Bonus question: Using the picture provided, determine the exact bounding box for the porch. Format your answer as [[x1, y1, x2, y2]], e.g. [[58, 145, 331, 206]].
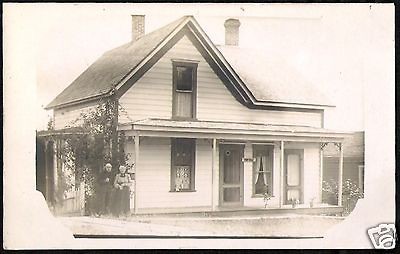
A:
[[36, 128, 88, 215], [119, 118, 349, 215]]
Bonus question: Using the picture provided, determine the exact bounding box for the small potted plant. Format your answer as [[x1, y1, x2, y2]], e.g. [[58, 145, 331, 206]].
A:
[[263, 192, 272, 208], [262, 185, 272, 208], [290, 198, 299, 208]]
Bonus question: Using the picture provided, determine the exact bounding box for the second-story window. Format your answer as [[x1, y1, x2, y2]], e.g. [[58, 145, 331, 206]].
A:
[[172, 61, 198, 119]]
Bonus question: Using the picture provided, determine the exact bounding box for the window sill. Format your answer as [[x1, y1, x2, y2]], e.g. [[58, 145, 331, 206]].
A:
[[176, 89, 193, 93], [171, 117, 198, 121], [251, 194, 275, 198], [169, 190, 196, 193]]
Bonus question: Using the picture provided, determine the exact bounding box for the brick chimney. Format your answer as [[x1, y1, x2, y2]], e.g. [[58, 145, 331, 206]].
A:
[[131, 15, 145, 41], [224, 18, 241, 46]]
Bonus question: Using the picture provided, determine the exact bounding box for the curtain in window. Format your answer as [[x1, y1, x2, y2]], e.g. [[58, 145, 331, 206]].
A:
[[287, 154, 300, 186], [262, 156, 268, 188], [254, 157, 261, 183], [175, 166, 191, 190], [175, 92, 192, 117], [255, 156, 269, 194]]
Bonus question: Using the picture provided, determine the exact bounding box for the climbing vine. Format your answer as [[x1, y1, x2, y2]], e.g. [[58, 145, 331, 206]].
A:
[[57, 96, 128, 213]]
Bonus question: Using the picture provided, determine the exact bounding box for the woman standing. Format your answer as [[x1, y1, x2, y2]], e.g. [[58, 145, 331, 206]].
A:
[[112, 165, 132, 217], [96, 163, 114, 216]]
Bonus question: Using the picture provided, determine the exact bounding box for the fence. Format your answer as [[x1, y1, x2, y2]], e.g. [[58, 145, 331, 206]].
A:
[[55, 182, 85, 216]]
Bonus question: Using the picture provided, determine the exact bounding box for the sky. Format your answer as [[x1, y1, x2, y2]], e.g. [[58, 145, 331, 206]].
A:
[[17, 3, 393, 131]]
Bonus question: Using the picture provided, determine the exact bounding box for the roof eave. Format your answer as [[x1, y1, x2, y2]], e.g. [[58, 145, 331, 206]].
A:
[[45, 92, 111, 110], [253, 100, 335, 110]]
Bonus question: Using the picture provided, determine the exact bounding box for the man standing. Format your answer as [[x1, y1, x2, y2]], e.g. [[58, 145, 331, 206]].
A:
[[96, 163, 113, 216]]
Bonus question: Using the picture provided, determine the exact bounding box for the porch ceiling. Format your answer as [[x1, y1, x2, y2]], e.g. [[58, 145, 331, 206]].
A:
[[118, 119, 350, 143]]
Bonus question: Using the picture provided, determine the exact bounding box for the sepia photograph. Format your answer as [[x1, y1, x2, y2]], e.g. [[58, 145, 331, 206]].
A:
[[3, 3, 395, 249]]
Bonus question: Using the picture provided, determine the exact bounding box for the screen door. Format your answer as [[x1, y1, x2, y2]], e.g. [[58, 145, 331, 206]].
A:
[[219, 144, 244, 206]]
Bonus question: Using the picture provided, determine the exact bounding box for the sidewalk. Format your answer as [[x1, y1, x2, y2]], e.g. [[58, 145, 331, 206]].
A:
[[58, 213, 344, 237]]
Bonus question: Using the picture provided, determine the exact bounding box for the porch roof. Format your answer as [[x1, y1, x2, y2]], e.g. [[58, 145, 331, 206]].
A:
[[118, 119, 350, 142], [37, 127, 88, 137]]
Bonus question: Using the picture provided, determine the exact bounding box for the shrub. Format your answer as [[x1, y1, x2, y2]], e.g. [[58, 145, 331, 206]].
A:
[[322, 178, 363, 215]]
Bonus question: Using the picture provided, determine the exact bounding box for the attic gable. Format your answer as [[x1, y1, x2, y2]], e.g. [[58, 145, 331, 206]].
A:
[[114, 17, 254, 108], [46, 16, 333, 111]]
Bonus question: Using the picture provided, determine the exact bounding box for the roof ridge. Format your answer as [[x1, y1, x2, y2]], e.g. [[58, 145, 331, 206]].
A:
[[111, 16, 191, 88], [104, 16, 189, 56]]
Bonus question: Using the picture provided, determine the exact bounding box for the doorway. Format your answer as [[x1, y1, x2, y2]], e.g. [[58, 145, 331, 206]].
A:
[[284, 149, 304, 204], [219, 144, 244, 207]]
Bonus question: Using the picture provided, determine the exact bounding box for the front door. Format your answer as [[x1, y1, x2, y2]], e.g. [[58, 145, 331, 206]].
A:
[[219, 144, 244, 206], [284, 149, 304, 204]]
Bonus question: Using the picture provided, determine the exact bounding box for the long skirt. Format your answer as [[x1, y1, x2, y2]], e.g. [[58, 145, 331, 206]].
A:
[[96, 185, 113, 215], [112, 186, 130, 216]]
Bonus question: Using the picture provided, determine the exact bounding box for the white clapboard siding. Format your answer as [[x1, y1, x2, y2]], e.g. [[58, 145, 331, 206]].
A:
[[127, 137, 212, 209], [119, 35, 322, 127], [54, 102, 97, 130]]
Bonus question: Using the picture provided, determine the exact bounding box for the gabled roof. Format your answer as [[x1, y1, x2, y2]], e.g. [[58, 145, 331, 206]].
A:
[[46, 16, 187, 109], [46, 16, 334, 110], [218, 46, 333, 107]]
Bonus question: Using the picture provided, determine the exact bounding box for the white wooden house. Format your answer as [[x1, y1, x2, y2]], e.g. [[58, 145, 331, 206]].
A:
[[40, 15, 349, 215]]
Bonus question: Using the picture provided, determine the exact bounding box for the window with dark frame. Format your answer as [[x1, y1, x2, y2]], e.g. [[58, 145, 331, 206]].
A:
[[172, 61, 197, 119], [253, 145, 274, 196], [171, 138, 196, 192]]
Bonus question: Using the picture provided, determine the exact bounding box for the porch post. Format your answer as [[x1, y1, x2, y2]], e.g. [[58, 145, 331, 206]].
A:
[[44, 140, 49, 201], [319, 143, 325, 202], [53, 140, 58, 193], [279, 140, 284, 208], [134, 133, 140, 214], [338, 143, 344, 206], [211, 138, 217, 211]]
